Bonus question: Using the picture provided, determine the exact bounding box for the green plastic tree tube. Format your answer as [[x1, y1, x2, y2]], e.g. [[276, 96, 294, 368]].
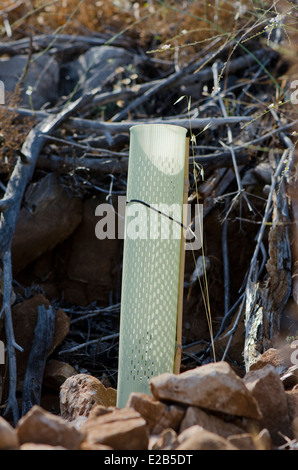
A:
[[117, 124, 188, 408]]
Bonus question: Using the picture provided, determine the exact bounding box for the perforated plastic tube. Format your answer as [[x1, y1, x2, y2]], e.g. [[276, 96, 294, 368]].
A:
[[116, 124, 188, 408]]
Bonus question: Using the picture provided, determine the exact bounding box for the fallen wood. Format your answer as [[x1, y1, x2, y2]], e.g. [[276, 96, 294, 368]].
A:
[[22, 305, 56, 416], [0, 85, 109, 424], [244, 149, 292, 370]]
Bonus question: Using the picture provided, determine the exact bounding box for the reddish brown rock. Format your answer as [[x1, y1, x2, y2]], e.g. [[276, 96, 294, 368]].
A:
[[87, 404, 115, 420], [16, 405, 84, 450], [227, 433, 258, 450], [150, 361, 261, 419], [148, 428, 178, 450], [249, 347, 293, 375], [12, 173, 83, 274], [176, 425, 238, 450], [126, 392, 185, 434], [286, 389, 298, 422], [80, 442, 113, 450], [179, 406, 246, 438], [60, 374, 117, 421], [81, 408, 148, 450], [292, 417, 298, 440], [43, 359, 78, 390], [243, 364, 291, 446], [20, 443, 67, 450], [227, 429, 273, 451], [0, 416, 19, 449], [64, 195, 122, 305], [286, 388, 298, 440], [281, 364, 298, 389], [254, 428, 273, 450]]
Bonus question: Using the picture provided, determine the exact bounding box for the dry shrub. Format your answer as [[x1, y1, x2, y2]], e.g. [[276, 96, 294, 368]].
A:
[[0, 89, 34, 176], [0, 1, 255, 54]]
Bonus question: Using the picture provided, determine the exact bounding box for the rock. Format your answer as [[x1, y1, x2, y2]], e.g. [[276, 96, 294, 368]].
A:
[[292, 417, 298, 440], [227, 429, 273, 451], [87, 404, 115, 420], [63, 46, 136, 97], [81, 408, 148, 450], [16, 405, 84, 450], [249, 346, 294, 376], [286, 388, 298, 441], [70, 416, 89, 430], [126, 392, 185, 434], [243, 364, 291, 446], [64, 195, 121, 305], [20, 443, 67, 450], [286, 389, 298, 423], [254, 428, 273, 450], [43, 359, 78, 390], [227, 433, 258, 450], [0, 416, 19, 449], [176, 425, 238, 450], [80, 442, 114, 450], [179, 406, 246, 439], [12, 173, 83, 274], [150, 361, 261, 419], [148, 428, 178, 450], [281, 364, 298, 389], [60, 373, 117, 421], [0, 53, 59, 109], [254, 162, 273, 184]]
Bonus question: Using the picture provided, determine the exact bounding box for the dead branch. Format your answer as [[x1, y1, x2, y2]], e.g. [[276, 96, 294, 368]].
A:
[[0, 85, 109, 423], [21, 305, 56, 416], [111, 48, 277, 121], [1, 250, 22, 424], [36, 153, 129, 175]]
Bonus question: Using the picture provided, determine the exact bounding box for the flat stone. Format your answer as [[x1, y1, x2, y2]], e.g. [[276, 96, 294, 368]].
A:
[[81, 408, 148, 450], [60, 373, 117, 421], [254, 428, 273, 450], [64, 195, 122, 305], [243, 364, 291, 446], [43, 359, 78, 390], [148, 428, 178, 450], [87, 404, 115, 420], [20, 443, 67, 450], [80, 442, 113, 450], [227, 433, 258, 450], [150, 361, 261, 419], [0, 53, 59, 109], [249, 347, 294, 375], [176, 425, 238, 450], [64, 46, 136, 97], [12, 173, 82, 274], [16, 405, 84, 450], [0, 416, 19, 449], [281, 364, 298, 389], [286, 389, 298, 422], [126, 392, 185, 434], [180, 406, 246, 439]]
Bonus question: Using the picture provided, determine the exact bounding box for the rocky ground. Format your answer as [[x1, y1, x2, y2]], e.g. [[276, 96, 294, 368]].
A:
[[1, 356, 298, 450]]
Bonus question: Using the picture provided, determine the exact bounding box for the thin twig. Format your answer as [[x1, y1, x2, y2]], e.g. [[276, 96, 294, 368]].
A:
[[222, 198, 230, 316], [212, 61, 253, 216], [58, 333, 119, 354]]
